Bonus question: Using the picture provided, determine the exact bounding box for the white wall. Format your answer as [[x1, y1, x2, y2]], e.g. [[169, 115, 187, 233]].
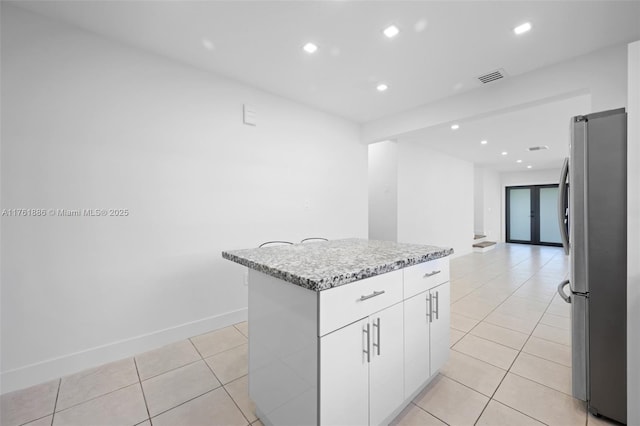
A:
[[499, 168, 561, 242], [368, 141, 398, 242], [397, 142, 474, 258], [481, 169, 501, 243], [363, 44, 628, 143], [473, 168, 484, 235], [627, 40, 640, 426], [0, 5, 367, 393]]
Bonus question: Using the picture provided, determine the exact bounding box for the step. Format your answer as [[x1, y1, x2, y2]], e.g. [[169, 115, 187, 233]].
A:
[[474, 234, 487, 240], [473, 241, 497, 253]]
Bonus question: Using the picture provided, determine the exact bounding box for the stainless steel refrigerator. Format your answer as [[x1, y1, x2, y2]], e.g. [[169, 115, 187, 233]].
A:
[[557, 107, 627, 424]]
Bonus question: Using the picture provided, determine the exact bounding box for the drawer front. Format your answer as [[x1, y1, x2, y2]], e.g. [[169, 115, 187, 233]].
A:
[[319, 269, 403, 336], [403, 257, 450, 299]]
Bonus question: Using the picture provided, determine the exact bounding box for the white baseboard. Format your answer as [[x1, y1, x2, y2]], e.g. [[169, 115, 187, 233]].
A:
[[0, 308, 247, 395]]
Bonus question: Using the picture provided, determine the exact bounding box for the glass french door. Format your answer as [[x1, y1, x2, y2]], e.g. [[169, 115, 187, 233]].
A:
[[506, 185, 562, 246]]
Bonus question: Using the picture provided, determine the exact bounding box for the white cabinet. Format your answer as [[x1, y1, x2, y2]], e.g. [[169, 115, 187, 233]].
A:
[[429, 282, 450, 373], [369, 302, 404, 426], [320, 301, 404, 426], [319, 317, 369, 426], [248, 256, 450, 426], [404, 278, 450, 398]]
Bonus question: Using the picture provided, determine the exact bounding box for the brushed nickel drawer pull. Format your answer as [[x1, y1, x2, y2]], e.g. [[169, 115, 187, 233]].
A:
[[359, 290, 385, 301], [423, 270, 441, 278]]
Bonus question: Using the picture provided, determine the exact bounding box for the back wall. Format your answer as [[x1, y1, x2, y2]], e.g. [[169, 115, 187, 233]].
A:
[[0, 5, 367, 392]]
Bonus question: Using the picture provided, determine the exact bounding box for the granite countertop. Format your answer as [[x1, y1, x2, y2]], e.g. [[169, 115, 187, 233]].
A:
[[222, 238, 453, 291]]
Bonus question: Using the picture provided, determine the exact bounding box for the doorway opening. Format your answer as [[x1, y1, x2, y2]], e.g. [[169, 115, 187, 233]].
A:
[[506, 184, 563, 246]]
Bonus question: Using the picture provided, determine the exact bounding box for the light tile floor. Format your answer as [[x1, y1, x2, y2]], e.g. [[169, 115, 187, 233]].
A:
[[1, 244, 621, 426]]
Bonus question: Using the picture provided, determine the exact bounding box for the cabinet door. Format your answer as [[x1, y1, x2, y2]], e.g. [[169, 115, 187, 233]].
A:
[[320, 318, 369, 426], [369, 302, 404, 426], [403, 291, 430, 398], [429, 282, 450, 374]]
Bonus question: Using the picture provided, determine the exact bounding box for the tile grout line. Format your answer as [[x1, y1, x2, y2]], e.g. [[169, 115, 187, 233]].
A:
[[459, 248, 564, 425], [477, 249, 568, 425], [49, 378, 61, 426], [133, 358, 152, 425], [199, 350, 252, 425]]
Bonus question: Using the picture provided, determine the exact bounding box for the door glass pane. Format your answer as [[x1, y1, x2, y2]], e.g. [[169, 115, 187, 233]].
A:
[[540, 187, 562, 243], [509, 188, 531, 241]]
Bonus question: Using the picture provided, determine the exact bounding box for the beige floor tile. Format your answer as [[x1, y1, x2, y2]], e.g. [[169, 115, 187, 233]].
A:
[[546, 302, 570, 318], [451, 297, 497, 320], [136, 421, 151, 426], [540, 312, 571, 330], [53, 383, 148, 426], [452, 334, 518, 370], [510, 352, 572, 395], [151, 388, 247, 426], [389, 403, 446, 425], [449, 328, 465, 347], [450, 313, 480, 333], [23, 415, 54, 426], [136, 339, 201, 380], [440, 350, 507, 397], [494, 373, 586, 426], [522, 336, 571, 366], [57, 358, 138, 410], [191, 326, 247, 358], [484, 311, 538, 334], [470, 322, 529, 350], [205, 344, 248, 384], [476, 400, 544, 426], [224, 375, 256, 423], [251, 420, 264, 426], [532, 323, 571, 346], [413, 374, 488, 425], [234, 321, 249, 338], [0, 380, 59, 426], [142, 360, 220, 416]]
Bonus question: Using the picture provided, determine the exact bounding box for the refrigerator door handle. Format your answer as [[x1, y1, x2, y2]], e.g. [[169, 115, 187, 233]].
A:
[[558, 157, 570, 255], [557, 280, 571, 303]]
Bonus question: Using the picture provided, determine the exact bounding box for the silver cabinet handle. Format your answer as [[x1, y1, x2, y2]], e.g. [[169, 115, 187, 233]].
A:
[[427, 293, 433, 323], [359, 290, 385, 301], [363, 323, 370, 363], [423, 270, 441, 278], [372, 318, 381, 356], [433, 291, 439, 320]]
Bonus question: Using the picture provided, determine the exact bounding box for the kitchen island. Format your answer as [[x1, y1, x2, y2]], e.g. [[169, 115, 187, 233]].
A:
[[223, 239, 453, 426]]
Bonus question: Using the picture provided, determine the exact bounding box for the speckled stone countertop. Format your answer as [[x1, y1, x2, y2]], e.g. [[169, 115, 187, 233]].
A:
[[222, 238, 453, 291]]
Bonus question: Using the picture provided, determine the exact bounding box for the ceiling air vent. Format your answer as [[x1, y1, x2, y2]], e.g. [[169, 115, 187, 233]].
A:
[[477, 68, 507, 84], [527, 145, 550, 152]]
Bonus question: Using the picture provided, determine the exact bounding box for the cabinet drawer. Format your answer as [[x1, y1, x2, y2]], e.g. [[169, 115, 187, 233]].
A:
[[319, 269, 403, 336], [404, 257, 450, 299]]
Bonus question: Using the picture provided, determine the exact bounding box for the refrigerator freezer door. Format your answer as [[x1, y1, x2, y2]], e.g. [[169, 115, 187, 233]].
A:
[[570, 117, 588, 294], [570, 293, 588, 401]]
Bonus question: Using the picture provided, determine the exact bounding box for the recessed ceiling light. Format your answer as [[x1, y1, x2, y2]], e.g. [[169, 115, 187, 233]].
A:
[[303, 42, 318, 54], [451, 124, 460, 130], [527, 165, 533, 169], [376, 83, 388, 92], [501, 151, 508, 155], [383, 25, 400, 38], [516, 159, 523, 163], [481, 140, 488, 145], [514, 22, 532, 35], [201, 38, 215, 51]]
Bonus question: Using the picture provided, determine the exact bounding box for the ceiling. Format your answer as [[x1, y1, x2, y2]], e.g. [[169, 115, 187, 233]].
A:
[[12, 1, 640, 123], [399, 93, 591, 172]]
